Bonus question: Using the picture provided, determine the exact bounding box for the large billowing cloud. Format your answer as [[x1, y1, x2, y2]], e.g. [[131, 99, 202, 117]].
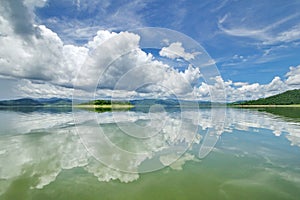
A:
[[0, 0, 87, 88], [159, 42, 201, 61]]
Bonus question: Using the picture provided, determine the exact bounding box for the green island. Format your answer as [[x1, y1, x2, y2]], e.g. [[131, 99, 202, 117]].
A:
[[75, 100, 134, 111]]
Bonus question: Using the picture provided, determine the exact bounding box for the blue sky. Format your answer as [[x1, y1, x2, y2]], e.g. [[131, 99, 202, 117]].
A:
[[0, 0, 300, 101], [34, 0, 300, 83]]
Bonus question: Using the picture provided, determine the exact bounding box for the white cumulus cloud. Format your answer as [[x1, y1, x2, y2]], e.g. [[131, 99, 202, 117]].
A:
[[159, 42, 201, 61], [285, 65, 300, 86]]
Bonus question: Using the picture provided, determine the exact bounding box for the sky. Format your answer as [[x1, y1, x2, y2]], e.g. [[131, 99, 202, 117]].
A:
[[0, 0, 300, 101]]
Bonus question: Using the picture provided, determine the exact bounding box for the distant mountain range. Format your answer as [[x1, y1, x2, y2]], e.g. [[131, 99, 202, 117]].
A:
[[0, 98, 71, 106], [232, 89, 300, 105]]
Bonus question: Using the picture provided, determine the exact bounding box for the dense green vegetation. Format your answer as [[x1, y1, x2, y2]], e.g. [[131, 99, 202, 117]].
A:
[[94, 100, 111, 105], [234, 89, 300, 105]]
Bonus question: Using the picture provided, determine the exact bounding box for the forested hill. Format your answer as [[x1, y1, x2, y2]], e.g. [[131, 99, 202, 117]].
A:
[[235, 89, 300, 105]]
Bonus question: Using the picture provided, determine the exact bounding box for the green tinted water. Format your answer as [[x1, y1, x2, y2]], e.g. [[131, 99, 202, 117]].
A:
[[3, 152, 299, 200], [1, 108, 300, 200]]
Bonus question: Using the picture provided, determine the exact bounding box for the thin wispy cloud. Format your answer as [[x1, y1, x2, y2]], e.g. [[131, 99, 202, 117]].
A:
[[218, 13, 300, 45]]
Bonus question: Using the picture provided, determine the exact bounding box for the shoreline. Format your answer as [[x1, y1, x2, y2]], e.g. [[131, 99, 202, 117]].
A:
[[0, 104, 134, 109], [1, 104, 300, 108]]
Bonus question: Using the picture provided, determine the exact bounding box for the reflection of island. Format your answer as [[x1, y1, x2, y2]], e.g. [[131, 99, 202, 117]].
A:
[[256, 107, 300, 121], [75, 105, 133, 112]]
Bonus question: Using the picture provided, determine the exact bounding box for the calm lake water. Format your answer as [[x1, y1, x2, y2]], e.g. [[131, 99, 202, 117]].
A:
[[0, 107, 300, 200]]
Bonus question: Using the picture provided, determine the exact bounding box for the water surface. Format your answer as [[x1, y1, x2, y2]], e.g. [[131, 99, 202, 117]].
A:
[[0, 107, 300, 199]]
